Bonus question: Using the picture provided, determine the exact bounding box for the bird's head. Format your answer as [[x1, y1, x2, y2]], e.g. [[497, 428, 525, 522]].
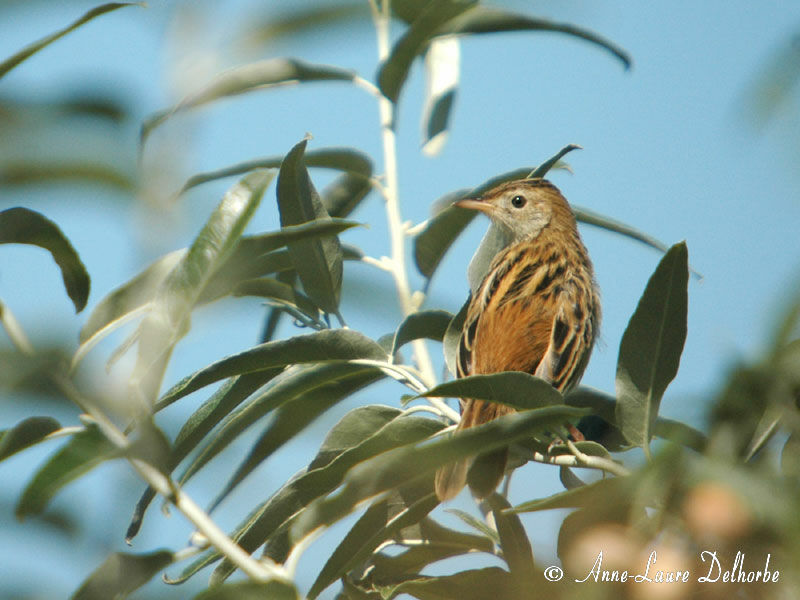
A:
[[455, 178, 575, 243]]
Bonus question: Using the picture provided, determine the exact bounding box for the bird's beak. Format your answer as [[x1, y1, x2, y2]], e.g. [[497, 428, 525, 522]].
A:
[[453, 196, 494, 214]]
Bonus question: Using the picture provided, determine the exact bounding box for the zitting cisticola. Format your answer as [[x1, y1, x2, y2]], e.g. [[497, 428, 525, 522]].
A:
[[434, 178, 600, 501]]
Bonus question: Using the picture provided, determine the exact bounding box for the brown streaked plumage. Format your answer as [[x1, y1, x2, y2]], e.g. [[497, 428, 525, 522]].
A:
[[434, 178, 600, 501]]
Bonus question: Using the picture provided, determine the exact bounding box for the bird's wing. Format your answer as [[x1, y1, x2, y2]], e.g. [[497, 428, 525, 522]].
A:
[[534, 282, 599, 392]]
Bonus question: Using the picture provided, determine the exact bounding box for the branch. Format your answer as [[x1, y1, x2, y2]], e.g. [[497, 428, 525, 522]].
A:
[[369, 0, 437, 391], [528, 440, 630, 478]]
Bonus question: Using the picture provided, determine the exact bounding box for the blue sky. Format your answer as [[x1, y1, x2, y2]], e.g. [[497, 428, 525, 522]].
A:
[[1, 1, 800, 597]]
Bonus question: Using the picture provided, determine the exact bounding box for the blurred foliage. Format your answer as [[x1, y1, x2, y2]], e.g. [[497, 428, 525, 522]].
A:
[[1, 1, 799, 600]]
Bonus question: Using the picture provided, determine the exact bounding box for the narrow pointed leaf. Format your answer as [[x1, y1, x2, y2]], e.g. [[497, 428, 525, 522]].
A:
[[208, 410, 445, 584], [178, 147, 372, 205], [142, 59, 355, 144], [528, 144, 581, 178], [16, 425, 116, 519], [310, 495, 439, 599], [0, 162, 135, 191], [192, 581, 299, 600], [378, 1, 476, 104], [156, 329, 386, 411], [440, 6, 631, 69], [0, 207, 90, 312], [78, 249, 185, 345], [392, 309, 452, 356], [130, 170, 275, 405], [292, 406, 587, 541], [507, 475, 628, 514], [487, 494, 535, 582], [0, 3, 141, 80], [378, 567, 517, 599], [232, 277, 322, 324], [420, 372, 563, 410], [370, 539, 493, 584], [277, 139, 344, 316], [126, 371, 276, 543], [241, 3, 367, 47], [207, 363, 385, 510], [0, 416, 60, 462], [414, 201, 473, 281], [568, 386, 707, 451], [444, 508, 500, 544], [615, 242, 689, 450], [70, 550, 173, 600]]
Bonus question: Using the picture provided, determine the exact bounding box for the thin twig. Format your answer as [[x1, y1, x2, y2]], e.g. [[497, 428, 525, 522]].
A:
[[528, 441, 630, 478], [369, 0, 437, 391], [53, 375, 290, 583]]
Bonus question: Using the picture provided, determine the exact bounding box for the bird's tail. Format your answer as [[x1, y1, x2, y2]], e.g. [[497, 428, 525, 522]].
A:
[[434, 400, 513, 501]]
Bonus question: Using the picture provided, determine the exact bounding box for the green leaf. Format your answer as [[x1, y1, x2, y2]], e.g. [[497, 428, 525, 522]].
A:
[[204, 409, 445, 584], [129, 170, 275, 405], [240, 3, 367, 47], [206, 363, 386, 511], [487, 494, 535, 584], [528, 144, 581, 178], [310, 494, 439, 599], [378, 1, 477, 104], [0, 207, 90, 312], [378, 567, 518, 600], [193, 581, 299, 600], [232, 277, 322, 324], [0, 416, 60, 462], [615, 242, 689, 452], [0, 162, 135, 191], [567, 387, 707, 452], [507, 475, 628, 514], [414, 201, 474, 281], [126, 371, 278, 543], [156, 328, 386, 411], [142, 59, 355, 145], [277, 139, 345, 317], [443, 299, 469, 377], [312, 405, 404, 469], [444, 508, 500, 544], [75, 250, 185, 368], [16, 425, 116, 519], [419, 372, 563, 411], [573, 204, 677, 257], [178, 147, 372, 210], [0, 3, 141, 80], [291, 406, 586, 541], [392, 309, 452, 356], [70, 550, 173, 600], [439, 6, 631, 69], [369, 517, 495, 583]]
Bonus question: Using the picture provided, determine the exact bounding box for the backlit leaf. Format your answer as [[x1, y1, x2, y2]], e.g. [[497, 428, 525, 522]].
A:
[[0, 3, 141, 79], [142, 59, 355, 145]]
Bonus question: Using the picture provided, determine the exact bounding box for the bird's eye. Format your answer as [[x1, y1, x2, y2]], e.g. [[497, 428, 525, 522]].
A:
[[511, 195, 526, 208]]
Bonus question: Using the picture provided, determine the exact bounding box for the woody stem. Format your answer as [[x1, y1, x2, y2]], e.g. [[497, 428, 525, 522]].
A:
[[370, 0, 437, 390]]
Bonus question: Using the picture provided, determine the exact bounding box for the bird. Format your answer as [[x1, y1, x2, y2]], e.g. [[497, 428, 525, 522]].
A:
[[434, 177, 601, 502]]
